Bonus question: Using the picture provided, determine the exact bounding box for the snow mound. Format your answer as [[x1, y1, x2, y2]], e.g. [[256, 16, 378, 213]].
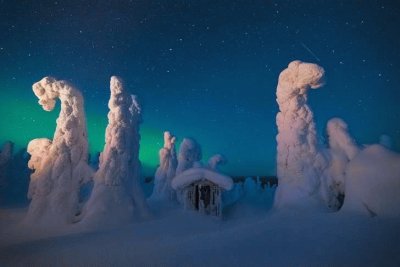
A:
[[341, 144, 400, 217], [172, 168, 233, 191]]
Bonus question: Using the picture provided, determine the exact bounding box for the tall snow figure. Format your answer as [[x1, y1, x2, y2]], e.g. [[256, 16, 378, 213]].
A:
[[274, 60, 327, 209], [25, 77, 92, 225], [324, 118, 360, 205], [176, 138, 202, 175], [83, 76, 149, 225], [151, 131, 178, 201]]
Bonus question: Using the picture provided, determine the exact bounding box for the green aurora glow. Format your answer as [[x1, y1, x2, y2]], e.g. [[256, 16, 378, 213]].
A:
[[0, 84, 162, 176]]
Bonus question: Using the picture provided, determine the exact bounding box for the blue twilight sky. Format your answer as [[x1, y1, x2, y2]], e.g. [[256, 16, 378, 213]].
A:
[[0, 0, 399, 176]]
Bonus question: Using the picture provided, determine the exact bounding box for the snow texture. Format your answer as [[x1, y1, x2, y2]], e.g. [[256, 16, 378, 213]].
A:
[[82, 76, 149, 225], [274, 60, 328, 209], [341, 144, 400, 217], [25, 77, 92, 225], [176, 138, 202, 175], [150, 131, 178, 201], [171, 167, 233, 191]]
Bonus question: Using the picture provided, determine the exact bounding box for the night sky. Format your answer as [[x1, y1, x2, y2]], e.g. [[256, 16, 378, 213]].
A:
[[1, 0, 399, 176]]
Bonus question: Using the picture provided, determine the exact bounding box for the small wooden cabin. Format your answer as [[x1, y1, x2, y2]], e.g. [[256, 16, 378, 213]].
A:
[[172, 168, 233, 217]]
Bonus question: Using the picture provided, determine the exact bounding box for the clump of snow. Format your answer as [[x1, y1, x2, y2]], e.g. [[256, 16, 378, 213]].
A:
[[176, 138, 202, 175], [274, 60, 328, 210], [171, 167, 233, 191], [25, 77, 92, 225], [341, 144, 400, 217], [150, 131, 178, 201], [207, 154, 227, 171], [82, 76, 149, 226]]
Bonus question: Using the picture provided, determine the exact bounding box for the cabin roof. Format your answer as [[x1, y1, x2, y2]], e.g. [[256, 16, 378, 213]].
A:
[[171, 167, 234, 191]]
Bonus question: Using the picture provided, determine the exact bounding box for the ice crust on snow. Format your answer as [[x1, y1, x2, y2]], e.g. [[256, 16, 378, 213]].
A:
[[25, 77, 92, 225], [172, 167, 233, 191], [82, 76, 149, 225], [151, 131, 178, 201]]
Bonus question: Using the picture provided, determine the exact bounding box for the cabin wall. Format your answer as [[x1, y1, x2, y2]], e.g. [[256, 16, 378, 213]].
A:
[[183, 180, 223, 217]]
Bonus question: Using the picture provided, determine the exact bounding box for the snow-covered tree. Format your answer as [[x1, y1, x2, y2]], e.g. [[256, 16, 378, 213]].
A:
[[176, 138, 202, 175], [25, 77, 92, 225], [323, 118, 360, 206], [341, 144, 400, 217], [207, 154, 227, 171], [82, 76, 149, 225], [151, 131, 178, 201], [274, 60, 329, 210], [0, 141, 13, 204]]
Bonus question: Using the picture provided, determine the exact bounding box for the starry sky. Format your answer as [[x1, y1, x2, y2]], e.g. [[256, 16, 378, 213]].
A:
[[0, 0, 399, 176]]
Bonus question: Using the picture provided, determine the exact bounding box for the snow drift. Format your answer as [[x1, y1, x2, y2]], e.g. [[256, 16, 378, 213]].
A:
[[82, 76, 149, 225], [25, 77, 92, 225]]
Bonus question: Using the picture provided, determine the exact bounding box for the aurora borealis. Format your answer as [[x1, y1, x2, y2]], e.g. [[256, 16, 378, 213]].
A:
[[1, 1, 400, 176]]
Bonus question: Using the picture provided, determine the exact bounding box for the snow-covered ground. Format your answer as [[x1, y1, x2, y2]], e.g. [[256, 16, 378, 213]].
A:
[[1, 188, 399, 267]]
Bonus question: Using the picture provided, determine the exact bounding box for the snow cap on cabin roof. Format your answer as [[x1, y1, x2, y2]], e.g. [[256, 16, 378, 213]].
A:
[[171, 167, 233, 191]]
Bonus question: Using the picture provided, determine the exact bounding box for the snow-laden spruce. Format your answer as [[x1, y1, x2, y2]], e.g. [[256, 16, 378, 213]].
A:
[[150, 131, 178, 201], [207, 154, 227, 171], [25, 77, 92, 225], [82, 76, 149, 225], [323, 118, 360, 206], [274, 60, 329, 209], [176, 138, 202, 175], [0, 142, 13, 186]]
